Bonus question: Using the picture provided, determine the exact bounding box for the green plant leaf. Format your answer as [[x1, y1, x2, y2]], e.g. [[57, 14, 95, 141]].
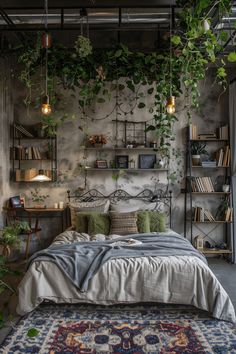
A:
[[227, 52, 236, 62], [147, 87, 154, 95], [171, 35, 181, 46], [27, 328, 40, 337], [138, 102, 145, 109]]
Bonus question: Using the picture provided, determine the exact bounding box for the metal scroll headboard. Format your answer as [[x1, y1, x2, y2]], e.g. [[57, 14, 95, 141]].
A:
[[67, 188, 172, 228]]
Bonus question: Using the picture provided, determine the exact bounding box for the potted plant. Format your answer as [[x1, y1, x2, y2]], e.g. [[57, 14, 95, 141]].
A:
[[30, 188, 49, 208], [190, 142, 207, 166], [0, 221, 30, 258]]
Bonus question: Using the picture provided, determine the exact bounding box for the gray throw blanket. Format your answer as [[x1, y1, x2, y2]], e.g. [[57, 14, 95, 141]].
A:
[[29, 232, 207, 292]]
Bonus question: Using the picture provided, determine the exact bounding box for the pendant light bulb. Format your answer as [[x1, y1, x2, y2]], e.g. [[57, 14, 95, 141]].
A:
[[41, 95, 51, 115], [166, 96, 175, 114]]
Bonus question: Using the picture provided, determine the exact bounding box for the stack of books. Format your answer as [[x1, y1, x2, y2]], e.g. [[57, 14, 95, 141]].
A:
[[198, 133, 217, 140], [218, 125, 229, 140], [201, 160, 217, 168], [191, 177, 214, 192], [193, 206, 215, 222]]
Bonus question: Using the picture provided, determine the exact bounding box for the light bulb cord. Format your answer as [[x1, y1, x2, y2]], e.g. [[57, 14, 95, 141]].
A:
[[169, 5, 172, 97], [45, 0, 48, 97]]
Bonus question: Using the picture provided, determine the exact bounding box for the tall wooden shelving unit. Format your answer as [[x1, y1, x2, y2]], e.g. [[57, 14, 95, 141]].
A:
[[184, 126, 233, 259]]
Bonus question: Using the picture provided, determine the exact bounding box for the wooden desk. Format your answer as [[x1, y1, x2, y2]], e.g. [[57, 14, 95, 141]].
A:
[[3, 207, 70, 233]]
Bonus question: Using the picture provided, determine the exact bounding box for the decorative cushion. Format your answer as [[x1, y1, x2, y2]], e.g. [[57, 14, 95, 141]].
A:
[[69, 200, 110, 226], [76, 212, 90, 233], [88, 213, 110, 236], [137, 211, 150, 233], [148, 211, 166, 232], [109, 211, 138, 235]]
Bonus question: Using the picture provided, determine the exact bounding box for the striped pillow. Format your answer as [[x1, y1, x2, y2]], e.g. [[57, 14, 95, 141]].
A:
[[109, 211, 138, 235]]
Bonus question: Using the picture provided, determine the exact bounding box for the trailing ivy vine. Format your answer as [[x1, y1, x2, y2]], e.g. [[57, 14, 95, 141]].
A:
[[15, 0, 236, 180]]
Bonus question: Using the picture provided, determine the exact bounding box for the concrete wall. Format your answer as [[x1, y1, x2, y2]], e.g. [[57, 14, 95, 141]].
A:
[[0, 59, 13, 228], [0, 64, 230, 250]]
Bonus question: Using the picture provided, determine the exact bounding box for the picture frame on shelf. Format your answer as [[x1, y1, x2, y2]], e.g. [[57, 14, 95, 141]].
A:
[[115, 155, 129, 169], [139, 154, 156, 169], [95, 160, 108, 169]]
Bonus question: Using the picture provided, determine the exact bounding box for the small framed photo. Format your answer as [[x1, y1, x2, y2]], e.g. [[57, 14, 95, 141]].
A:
[[9, 195, 24, 208], [115, 155, 129, 169], [96, 160, 108, 169], [194, 235, 204, 250], [139, 154, 156, 169]]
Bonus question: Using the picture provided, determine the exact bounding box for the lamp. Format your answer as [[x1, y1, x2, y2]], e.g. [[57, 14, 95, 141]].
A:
[[166, 7, 175, 115], [31, 169, 52, 182], [41, 0, 52, 116]]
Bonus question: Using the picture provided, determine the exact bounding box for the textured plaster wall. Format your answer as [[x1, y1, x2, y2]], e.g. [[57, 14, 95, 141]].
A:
[[0, 66, 230, 249]]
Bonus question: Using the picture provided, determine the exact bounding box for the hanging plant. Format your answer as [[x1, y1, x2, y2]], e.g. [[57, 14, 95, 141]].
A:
[[74, 35, 92, 58]]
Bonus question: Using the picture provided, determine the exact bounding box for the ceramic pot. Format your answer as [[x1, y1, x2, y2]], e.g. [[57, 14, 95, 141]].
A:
[[192, 155, 201, 166]]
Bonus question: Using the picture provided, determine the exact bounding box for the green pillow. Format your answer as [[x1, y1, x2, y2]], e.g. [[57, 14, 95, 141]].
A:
[[137, 211, 150, 233], [148, 211, 166, 232], [76, 212, 90, 233], [88, 212, 110, 236]]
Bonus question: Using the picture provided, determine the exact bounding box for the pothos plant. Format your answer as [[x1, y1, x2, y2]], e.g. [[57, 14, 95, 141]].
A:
[[14, 0, 236, 183]]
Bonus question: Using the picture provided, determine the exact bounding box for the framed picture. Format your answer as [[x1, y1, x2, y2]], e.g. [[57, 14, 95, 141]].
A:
[[115, 155, 129, 169], [9, 195, 24, 208], [139, 154, 156, 169], [96, 160, 108, 169]]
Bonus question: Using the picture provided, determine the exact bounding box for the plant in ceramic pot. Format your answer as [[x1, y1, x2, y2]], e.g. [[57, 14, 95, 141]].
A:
[[0, 221, 30, 258], [30, 188, 49, 208], [191, 142, 207, 166]]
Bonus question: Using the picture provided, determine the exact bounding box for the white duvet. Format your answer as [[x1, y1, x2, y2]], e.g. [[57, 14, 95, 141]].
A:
[[17, 230, 236, 322]]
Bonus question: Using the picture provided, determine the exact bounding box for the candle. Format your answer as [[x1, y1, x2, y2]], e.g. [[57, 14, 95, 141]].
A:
[[54, 203, 58, 209], [59, 201, 64, 209]]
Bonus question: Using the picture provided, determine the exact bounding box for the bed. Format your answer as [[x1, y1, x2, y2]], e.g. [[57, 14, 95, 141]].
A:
[[16, 189, 236, 322]]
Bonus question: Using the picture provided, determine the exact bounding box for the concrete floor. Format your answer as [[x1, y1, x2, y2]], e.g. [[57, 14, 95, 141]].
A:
[[0, 258, 235, 346], [208, 258, 236, 308]]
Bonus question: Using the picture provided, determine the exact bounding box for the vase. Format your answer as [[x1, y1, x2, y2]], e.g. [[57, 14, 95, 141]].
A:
[[94, 143, 104, 148]]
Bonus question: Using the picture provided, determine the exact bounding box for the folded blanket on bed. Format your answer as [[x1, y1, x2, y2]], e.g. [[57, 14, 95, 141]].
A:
[[29, 231, 207, 292]]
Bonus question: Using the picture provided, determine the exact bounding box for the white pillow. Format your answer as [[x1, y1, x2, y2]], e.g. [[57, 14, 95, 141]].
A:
[[110, 199, 164, 212]]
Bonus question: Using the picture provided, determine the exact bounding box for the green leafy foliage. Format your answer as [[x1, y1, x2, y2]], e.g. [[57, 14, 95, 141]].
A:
[[27, 328, 40, 337], [227, 52, 236, 62]]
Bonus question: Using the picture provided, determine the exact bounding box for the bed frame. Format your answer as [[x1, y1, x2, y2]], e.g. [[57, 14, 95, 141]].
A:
[[67, 188, 172, 227]]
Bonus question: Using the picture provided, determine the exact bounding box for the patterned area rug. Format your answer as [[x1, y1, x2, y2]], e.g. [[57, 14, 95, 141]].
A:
[[1, 304, 236, 353]]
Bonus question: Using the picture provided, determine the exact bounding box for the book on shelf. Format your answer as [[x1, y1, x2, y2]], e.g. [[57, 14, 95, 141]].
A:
[[189, 124, 198, 139], [14, 124, 34, 138], [11, 146, 42, 160], [193, 206, 215, 222], [190, 177, 214, 192], [218, 125, 229, 140], [201, 160, 217, 167], [215, 145, 230, 167], [225, 207, 233, 222], [198, 133, 217, 140]]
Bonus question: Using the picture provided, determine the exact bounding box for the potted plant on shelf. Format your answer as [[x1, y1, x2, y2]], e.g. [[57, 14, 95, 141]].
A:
[[191, 142, 207, 166], [89, 134, 107, 148], [0, 221, 30, 258], [30, 188, 49, 208]]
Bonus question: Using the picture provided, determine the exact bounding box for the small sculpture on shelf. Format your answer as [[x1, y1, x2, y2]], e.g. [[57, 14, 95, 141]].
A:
[[89, 134, 107, 148]]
